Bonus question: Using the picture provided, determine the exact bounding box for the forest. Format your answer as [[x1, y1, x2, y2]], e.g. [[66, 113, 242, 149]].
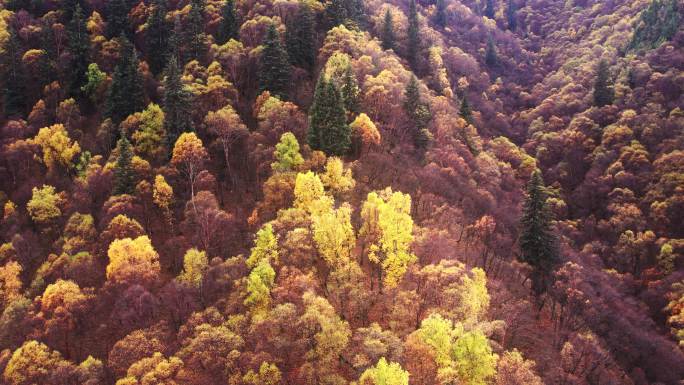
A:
[[0, 0, 683, 384]]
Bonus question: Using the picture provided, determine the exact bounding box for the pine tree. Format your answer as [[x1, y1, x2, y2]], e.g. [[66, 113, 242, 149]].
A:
[[340, 64, 360, 116], [286, 2, 315, 71], [325, 0, 349, 28], [308, 75, 351, 156], [593, 59, 614, 107], [2, 28, 26, 118], [106, 0, 130, 38], [403, 76, 432, 149], [459, 95, 472, 124], [381, 9, 395, 50], [168, 15, 183, 64], [506, 0, 517, 31], [485, 36, 498, 67], [259, 24, 291, 99], [185, 0, 207, 61], [484, 0, 495, 19], [105, 36, 145, 124], [435, 0, 447, 28], [217, 0, 239, 45], [518, 170, 559, 296], [145, 0, 170, 75], [163, 56, 193, 149], [628, 0, 681, 51], [67, 4, 90, 99], [407, 0, 421, 69], [113, 134, 135, 195]]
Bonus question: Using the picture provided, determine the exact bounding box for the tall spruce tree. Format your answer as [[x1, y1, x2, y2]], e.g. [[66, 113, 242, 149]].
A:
[[105, 36, 145, 124], [407, 0, 421, 69], [163, 56, 193, 149], [518, 170, 559, 296], [168, 15, 183, 64], [628, 0, 680, 51], [113, 134, 135, 195], [217, 0, 239, 45], [308, 75, 351, 156], [67, 4, 90, 99], [593, 59, 614, 107], [145, 0, 170, 75], [2, 28, 26, 118], [381, 9, 395, 50], [484, 0, 495, 19], [340, 64, 360, 116], [185, 0, 208, 61], [403, 75, 432, 149], [259, 24, 291, 99], [485, 36, 498, 67], [506, 0, 517, 31], [106, 0, 130, 38], [459, 95, 472, 124], [435, 0, 447, 28], [286, 2, 315, 71]]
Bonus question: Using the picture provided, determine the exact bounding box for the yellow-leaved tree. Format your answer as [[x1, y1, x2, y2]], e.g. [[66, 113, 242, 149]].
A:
[[32, 124, 81, 174], [358, 357, 409, 385], [360, 188, 416, 289], [106, 236, 161, 288]]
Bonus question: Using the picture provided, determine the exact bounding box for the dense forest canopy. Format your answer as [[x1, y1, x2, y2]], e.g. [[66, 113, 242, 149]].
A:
[[0, 0, 683, 384]]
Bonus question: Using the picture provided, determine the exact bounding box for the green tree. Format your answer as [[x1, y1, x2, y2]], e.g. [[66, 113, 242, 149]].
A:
[[106, 0, 130, 38], [628, 0, 681, 51], [217, 0, 239, 44], [435, 0, 447, 28], [259, 24, 291, 99], [518, 170, 559, 295], [506, 0, 517, 31], [308, 74, 351, 156], [381, 9, 395, 50], [452, 331, 498, 385], [246, 223, 279, 268], [145, 0, 170, 75], [272, 132, 304, 172], [81, 63, 106, 103], [67, 4, 90, 99], [403, 75, 432, 149], [484, 0, 495, 19], [286, 2, 315, 71], [460, 94, 473, 124], [485, 36, 498, 67], [105, 36, 145, 124], [407, 0, 420, 69], [593, 59, 614, 107], [340, 64, 359, 116], [177, 248, 208, 288], [2, 28, 26, 118], [113, 135, 135, 195], [163, 56, 193, 148], [244, 261, 275, 317], [185, 0, 207, 61]]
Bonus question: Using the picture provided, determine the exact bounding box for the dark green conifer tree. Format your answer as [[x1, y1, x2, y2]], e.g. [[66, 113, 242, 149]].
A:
[[381, 9, 395, 50], [435, 0, 447, 28], [286, 2, 315, 71], [185, 0, 207, 61], [628, 0, 680, 51], [407, 0, 421, 69], [340, 64, 359, 116], [168, 15, 183, 64], [2, 28, 26, 118], [485, 36, 498, 67], [506, 0, 517, 31], [105, 36, 145, 124], [259, 24, 291, 99], [484, 0, 495, 19], [518, 170, 559, 296], [459, 95, 472, 124], [593, 59, 614, 107], [163, 56, 193, 149], [403, 75, 432, 149], [145, 0, 170, 75], [106, 0, 130, 38], [217, 0, 239, 45], [67, 4, 90, 99], [308, 75, 351, 156], [113, 134, 135, 195]]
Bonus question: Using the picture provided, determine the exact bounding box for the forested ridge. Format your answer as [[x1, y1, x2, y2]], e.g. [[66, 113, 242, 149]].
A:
[[0, 0, 683, 384]]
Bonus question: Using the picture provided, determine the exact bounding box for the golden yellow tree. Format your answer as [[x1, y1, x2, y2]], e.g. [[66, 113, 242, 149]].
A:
[[360, 188, 416, 289], [320, 157, 355, 197], [32, 124, 81, 174], [177, 248, 208, 288], [27, 185, 64, 225], [106, 236, 161, 287]]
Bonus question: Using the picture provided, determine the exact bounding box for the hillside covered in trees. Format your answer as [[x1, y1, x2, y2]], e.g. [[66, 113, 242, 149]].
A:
[[0, 0, 683, 384]]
